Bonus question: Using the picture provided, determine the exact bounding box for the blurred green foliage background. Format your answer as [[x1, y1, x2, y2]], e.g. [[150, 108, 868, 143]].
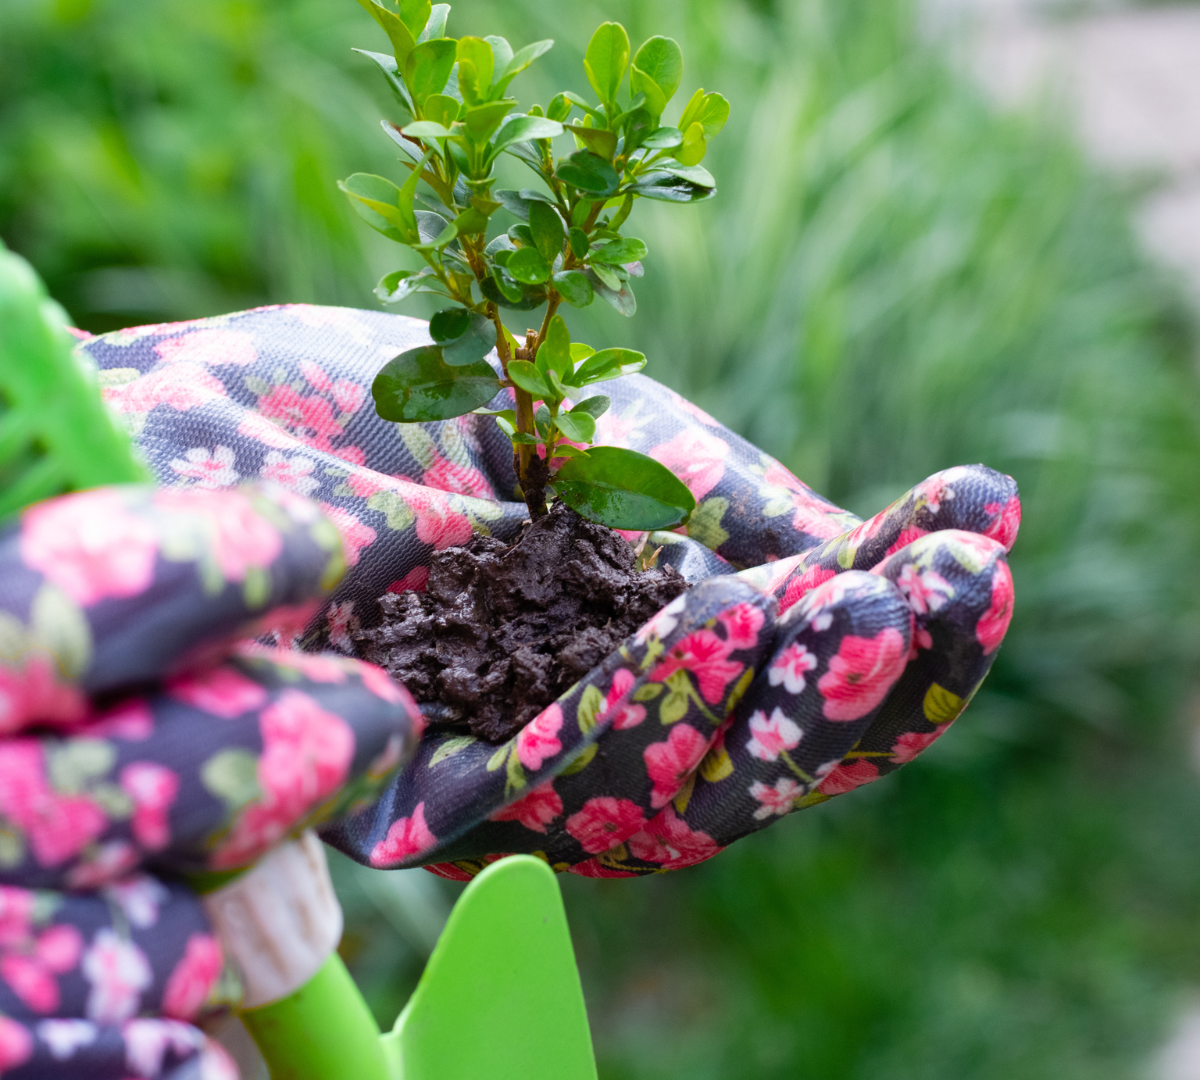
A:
[[7, 0, 1200, 1075]]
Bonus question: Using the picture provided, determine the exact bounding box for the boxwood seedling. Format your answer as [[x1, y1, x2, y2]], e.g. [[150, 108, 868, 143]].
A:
[[341, 0, 728, 529]]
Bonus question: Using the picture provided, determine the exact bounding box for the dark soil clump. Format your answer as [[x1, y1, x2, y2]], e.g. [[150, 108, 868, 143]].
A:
[[354, 503, 690, 743]]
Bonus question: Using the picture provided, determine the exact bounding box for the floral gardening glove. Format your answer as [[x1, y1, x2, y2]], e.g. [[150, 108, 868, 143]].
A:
[[0, 484, 421, 1078], [79, 303, 1017, 882]]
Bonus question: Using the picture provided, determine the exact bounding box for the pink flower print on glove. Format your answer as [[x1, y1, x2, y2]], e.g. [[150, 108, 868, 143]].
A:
[[20, 489, 158, 607], [817, 628, 909, 721]]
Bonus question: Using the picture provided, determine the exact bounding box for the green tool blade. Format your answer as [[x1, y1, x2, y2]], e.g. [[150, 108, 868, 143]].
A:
[[0, 240, 148, 519], [383, 855, 598, 1080]]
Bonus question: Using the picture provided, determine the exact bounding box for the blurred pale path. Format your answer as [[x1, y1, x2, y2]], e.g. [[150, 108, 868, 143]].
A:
[[933, 3, 1200, 1077], [931, 0, 1200, 297]]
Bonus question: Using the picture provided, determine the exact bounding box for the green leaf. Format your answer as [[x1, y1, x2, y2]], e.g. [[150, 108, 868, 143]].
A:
[[570, 395, 610, 419], [591, 236, 648, 264], [489, 115, 564, 162], [642, 126, 682, 149], [584, 22, 630, 105], [507, 247, 551, 284], [629, 69, 666, 118], [353, 49, 414, 115], [586, 270, 636, 316], [570, 342, 596, 361], [535, 314, 572, 379], [494, 39, 555, 97], [610, 93, 648, 130], [417, 2, 449, 41], [678, 89, 729, 137], [547, 93, 572, 122], [677, 87, 705, 132], [404, 38, 457, 107], [549, 444, 588, 459], [338, 173, 417, 243], [481, 270, 546, 310], [631, 36, 683, 104], [376, 269, 437, 304], [373, 346, 501, 421], [554, 410, 595, 444], [453, 207, 490, 235], [655, 161, 716, 187], [552, 269, 593, 307], [456, 37, 494, 104], [568, 124, 618, 160], [507, 223, 534, 246], [464, 100, 517, 145], [528, 201, 566, 261], [506, 360, 552, 399], [483, 35, 513, 80], [568, 346, 646, 386], [589, 262, 624, 291], [354, 0, 418, 69], [500, 138, 541, 169], [676, 121, 707, 165], [415, 210, 456, 246], [556, 150, 618, 196], [495, 187, 557, 221], [487, 259, 520, 292], [495, 190, 530, 219], [570, 200, 593, 228], [446, 137, 471, 174], [565, 228, 588, 261], [422, 93, 460, 128], [429, 307, 470, 342], [562, 91, 606, 124], [403, 120, 453, 140], [695, 91, 730, 136], [398, 0, 432, 36], [552, 446, 696, 530], [381, 118, 428, 164], [628, 172, 715, 203]]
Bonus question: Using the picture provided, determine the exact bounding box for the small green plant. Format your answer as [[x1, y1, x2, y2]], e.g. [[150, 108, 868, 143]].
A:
[[340, 0, 728, 528]]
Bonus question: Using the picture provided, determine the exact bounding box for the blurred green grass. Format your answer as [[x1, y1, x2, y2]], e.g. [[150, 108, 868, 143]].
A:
[[8, 0, 1200, 1075]]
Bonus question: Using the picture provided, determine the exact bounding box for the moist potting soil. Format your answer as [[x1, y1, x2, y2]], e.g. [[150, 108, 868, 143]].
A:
[[354, 503, 689, 743]]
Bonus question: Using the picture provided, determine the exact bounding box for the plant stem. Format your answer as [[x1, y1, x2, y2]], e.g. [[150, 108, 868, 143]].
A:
[[489, 305, 549, 519]]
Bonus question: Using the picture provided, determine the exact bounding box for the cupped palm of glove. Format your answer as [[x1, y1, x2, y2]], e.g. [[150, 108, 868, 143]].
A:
[[77, 303, 1019, 882]]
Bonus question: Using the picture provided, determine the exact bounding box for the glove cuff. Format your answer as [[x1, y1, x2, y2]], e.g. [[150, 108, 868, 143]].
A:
[[203, 831, 343, 1008]]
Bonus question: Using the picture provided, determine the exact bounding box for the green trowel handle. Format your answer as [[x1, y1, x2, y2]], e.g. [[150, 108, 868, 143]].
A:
[[0, 241, 148, 519], [241, 953, 394, 1080]]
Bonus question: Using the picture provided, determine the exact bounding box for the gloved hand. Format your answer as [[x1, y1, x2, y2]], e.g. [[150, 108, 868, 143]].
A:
[[82, 303, 1017, 882], [0, 483, 421, 1078]]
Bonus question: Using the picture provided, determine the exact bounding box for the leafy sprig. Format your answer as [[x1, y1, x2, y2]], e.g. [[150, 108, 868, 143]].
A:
[[341, 0, 727, 528]]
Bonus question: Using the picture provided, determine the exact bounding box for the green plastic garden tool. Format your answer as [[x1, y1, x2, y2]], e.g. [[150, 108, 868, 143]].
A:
[[0, 239, 149, 515], [0, 238, 598, 1080], [244, 855, 598, 1080]]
